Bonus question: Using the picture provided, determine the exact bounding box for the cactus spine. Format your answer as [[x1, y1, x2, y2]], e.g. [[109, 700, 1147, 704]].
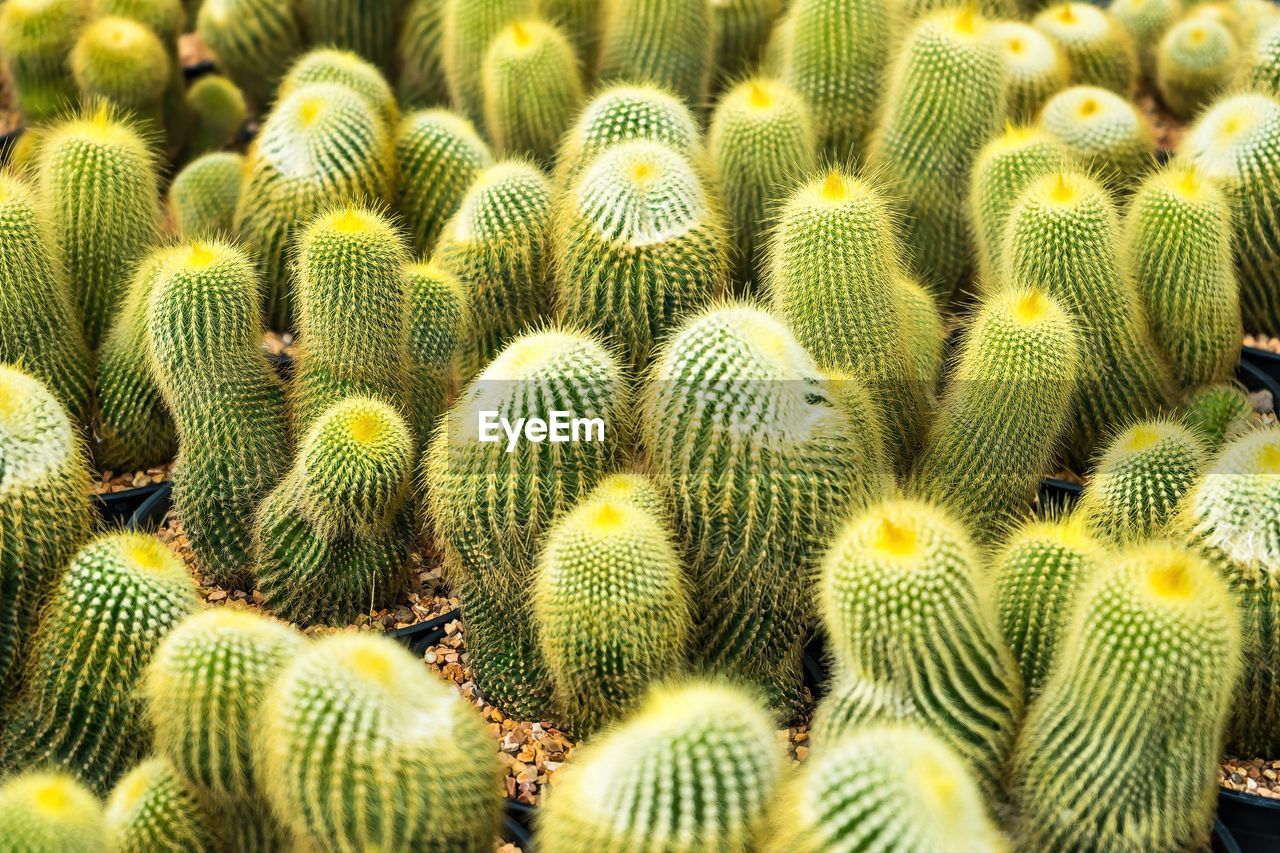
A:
[[443, 0, 533, 126], [1157, 18, 1238, 119], [991, 22, 1071, 123], [0, 0, 88, 123], [396, 109, 492, 257], [70, 17, 170, 140], [168, 151, 244, 240], [712, 0, 780, 85], [897, 275, 945, 401], [483, 19, 583, 163], [1235, 20, 1280, 97], [196, 0, 303, 110], [397, 0, 449, 107], [1180, 382, 1254, 451], [276, 47, 399, 130], [808, 674, 918, 748], [105, 758, 221, 853], [597, 0, 713, 109], [403, 262, 469, 447], [1033, 3, 1139, 94], [1038, 85, 1155, 192], [1111, 0, 1184, 76], [295, 0, 403, 74], [0, 772, 107, 852], [542, 0, 601, 66]]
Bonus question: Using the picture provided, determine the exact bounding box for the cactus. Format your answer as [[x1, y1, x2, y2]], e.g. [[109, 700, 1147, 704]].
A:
[[0, 365, 92, 701], [147, 241, 291, 590], [443, 0, 533, 126], [868, 8, 1008, 300], [642, 304, 886, 707], [435, 160, 554, 378], [1125, 162, 1240, 386], [1038, 85, 1155, 192], [95, 253, 176, 471], [168, 151, 244, 239], [910, 286, 1081, 540], [70, 17, 170, 139], [707, 77, 816, 288], [597, 0, 713, 109], [483, 18, 583, 163], [294, 0, 403, 74], [1013, 541, 1239, 851], [818, 498, 1022, 797], [993, 515, 1107, 697], [1157, 18, 1238, 119], [897, 275, 945, 402], [774, 0, 893, 162], [426, 328, 625, 719], [403, 262, 469, 446], [991, 22, 1070, 123], [1179, 93, 1280, 333], [765, 170, 927, 471], [396, 109, 493, 257], [554, 140, 730, 373], [1235, 20, 1280, 97], [234, 82, 394, 331], [0, 772, 107, 852], [542, 0, 601, 65], [182, 74, 247, 159], [0, 533, 199, 793], [397, 0, 449, 107], [257, 633, 504, 852], [809, 675, 918, 748], [1033, 3, 1138, 94], [1001, 170, 1173, 461], [1111, 0, 1184, 76], [255, 397, 415, 625], [196, 0, 303, 110], [533, 473, 690, 736], [38, 106, 161, 350], [105, 758, 221, 853], [0, 0, 88, 123], [0, 172, 93, 424], [712, 0, 780, 85], [277, 47, 399, 130], [93, 0, 184, 43], [538, 682, 785, 853], [766, 725, 1009, 853], [94, 0, 188, 151], [1180, 382, 1254, 450]]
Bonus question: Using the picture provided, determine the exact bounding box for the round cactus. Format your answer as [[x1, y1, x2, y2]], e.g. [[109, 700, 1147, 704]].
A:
[[442, 0, 533, 126], [403, 261, 469, 446], [1038, 85, 1155, 192], [991, 21, 1071, 123], [711, 0, 780, 85], [541, 0, 600, 65], [1180, 382, 1254, 451], [294, 0, 402, 73], [0, 772, 107, 852], [597, 0, 713, 109], [1110, 0, 1184, 76], [809, 675, 918, 748], [0, 0, 88, 122], [397, 0, 448, 107], [196, 0, 303, 110], [1157, 17, 1238, 119], [105, 758, 221, 853], [395, 109, 492, 257], [70, 17, 170, 139], [1033, 3, 1139, 94], [276, 47, 399, 129], [93, 0, 184, 44], [168, 151, 244, 240], [1235, 19, 1280, 97], [181, 74, 247, 160], [483, 18, 583, 162]]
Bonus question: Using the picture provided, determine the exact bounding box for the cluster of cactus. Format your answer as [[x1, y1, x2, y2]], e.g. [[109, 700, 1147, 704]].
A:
[[482, 18, 583, 162], [1033, 3, 1139, 94], [991, 21, 1070, 122], [597, 0, 713, 108], [197, 0, 303, 109], [1038, 86, 1155, 192], [1158, 17, 1239, 119], [0, 0, 89, 122], [104, 757, 221, 852]]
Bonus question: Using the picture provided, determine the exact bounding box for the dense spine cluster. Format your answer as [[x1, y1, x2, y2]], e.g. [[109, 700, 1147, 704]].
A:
[[597, 0, 713, 108], [0, 0, 88, 122], [395, 109, 493, 256], [483, 18, 583, 162]]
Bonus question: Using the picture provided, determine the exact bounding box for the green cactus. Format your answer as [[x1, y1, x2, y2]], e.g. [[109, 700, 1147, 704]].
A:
[[819, 498, 1023, 797], [993, 515, 1107, 697], [541, 0, 601, 65], [105, 758, 221, 853], [435, 160, 554, 378], [442, 0, 533, 126], [1038, 85, 1155, 192], [533, 473, 690, 736], [1179, 92, 1280, 333], [868, 7, 1008, 300], [538, 682, 785, 853], [1111, 0, 1184, 76], [0, 172, 93, 425], [1124, 162, 1240, 386], [426, 328, 625, 720], [255, 397, 415, 625], [897, 274, 945, 402], [277, 47, 399, 130], [766, 725, 1009, 853], [1001, 170, 1173, 461], [257, 633, 504, 852], [1033, 3, 1139, 94], [403, 261, 469, 447], [0, 365, 92, 702], [395, 109, 493, 257], [707, 77, 816, 288], [0, 532, 199, 794], [1013, 541, 1239, 852], [765, 170, 927, 471], [0, 772, 107, 853], [93, 0, 184, 42], [1179, 382, 1254, 451], [910, 286, 1081, 540], [597, 0, 713, 109], [554, 140, 730, 373], [234, 82, 394, 331], [712, 0, 779, 84], [809, 675, 918, 748], [168, 151, 244, 239], [196, 0, 303, 110], [95, 253, 176, 472], [181, 74, 247, 160], [94, 0, 187, 151], [1235, 20, 1280, 97], [1157, 18, 1238, 119], [991, 22, 1071, 123], [294, 0, 404, 74], [0, 0, 88, 123], [147, 241, 291, 591], [1231, 0, 1280, 45], [642, 304, 886, 707], [397, 0, 449, 107], [69, 17, 170, 139], [483, 19, 583, 163], [37, 107, 161, 350]]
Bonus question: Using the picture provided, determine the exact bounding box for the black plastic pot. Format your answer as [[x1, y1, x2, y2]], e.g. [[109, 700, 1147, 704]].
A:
[[1241, 346, 1280, 397], [92, 482, 167, 528], [182, 60, 218, 82], [504, 801, 537, 850], [127, 480, 173, 531], [1219, 789, 1280, 853], [388, 608, 460, 657]]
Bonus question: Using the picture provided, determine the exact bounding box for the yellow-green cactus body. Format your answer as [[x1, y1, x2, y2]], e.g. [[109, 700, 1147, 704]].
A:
[[396, 109, 492, 257], [897, 275, 945, 403], [277, 47, 399, 130], [1157, 18, 1238, 119], [168, 151, 244, 239], [1235, 20, 1280, 96], [541, 0, 601, 66], [1180, 382, 1254, 451], [397, 0, 449, 107], [0, 0, 89, 123], [295, 0, 404, 73], [808, 675, 918, 748], [70, 17, 170, 139], [181, 74, 247, 160], [196, 0, 303, 110], [442, 0, 533, 126], [991, 22, 1071, 123], [1033, 3, 1139, 94], [1038, 85, 1155, 192], [483, 19, 583, 163], [711, 0, 780, 85], [0, 772, 107, 853], [1111, 0, 1184, 76], [403, 261, 469, 448], [597, 0, 713, 109], [105, 758, 220, 853]]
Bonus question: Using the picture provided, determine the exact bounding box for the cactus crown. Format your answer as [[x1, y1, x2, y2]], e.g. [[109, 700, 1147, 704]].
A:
[[71, 16, 169, 102], [446, 159, 550, 243], [1165, 18, 1236, 68], [0, 365, 79, 486], [278, 47, 398, 127], [555, 83, 701, 183], [1041, 85, 1151, 151], [571, 139, 707, 244], [0, 772, 106, 850], [1185, 426, 1280, 569], [149, 240, 263, 370], [1179, 92, 1280, 181]]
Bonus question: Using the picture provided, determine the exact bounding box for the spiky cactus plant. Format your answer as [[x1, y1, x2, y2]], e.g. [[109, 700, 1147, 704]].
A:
[[538, 682, 784, 853], [397, 0, 448, 107], [1038, 85, 1155, 192], [0, 173, 93, 424], [404, 262, 469, 445], [69, 17, 170, 139], [168, 151, 244, 239], [1158, 18, 1238, 119], [442, 0, 533, 126], [597, 0, 713, 109], [1111, 0, 1183, 76], [234, 82, 394, 331], [0, 533, 199, 793], [276, 47, 399, 130], [1235, 20, 1280, 96], [1002, 170, 1172, 460], [147, 241, 291, 590], [712, 0, 779, 84], [1013, 541, 1239, 852], [542, 0, 600, 65], [483, 19, 582, 162], [255, 397, 415, 625], [708, 77, 816, 288], [766, 725, 1009, 853], [554, 140, 730, 373], [0, 772, 107, 852], [197, 0, 303, 110], [809, 675, 918, 748], [257, 633, 505, 852], [426, 328, 625, 719], [1033, 3, 1139, 94], [181, 74, 247, 160], [910, 286, 1081, 540], [642, 305, 886, 707], [105, 758, 221, 853], [1180, 383, 1254, 450], [294, 0, 403, 73], [435, 160, 553, 378], [1125, 162, 1240, 386], [991, 22, 1071, 123], [0, 0, 88, 123], [38, 107, 160, 350], [897, 275, 945, 402], [396, 110, 491, 256], [868, 7, 1008, 300]]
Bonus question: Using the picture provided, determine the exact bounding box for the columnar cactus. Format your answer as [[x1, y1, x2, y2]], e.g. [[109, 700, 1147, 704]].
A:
[[442, 0, 533, 126], [897, 275, 945, 402], [712, 0, 780, 85], [1013, 541, 1239, 852], [105, 758, 221, 853], [1157, 18, 1239, 119], [1235, 20, 1280, 96], [1180, 383, 1254, 451], [538, 682, 785, 853], [1038, 85, 1155, 192], [70, 17, 170, 139], [483, 19, 583, 162], [257, 633, 505, 852], [182, 74, 247, 159], [809, 675, 917, 748], [168, 151, 244, 239], [147, 241, 291, 590], [0, 0, 88, 122], [542, 0, 601, 65], [276, 47, 399, 129], [295, 0, 403, 73], [0, 533, 199, 793], [396, 109, 492, 257], [1033, 3, 1139, 94], [0, 772, 107, 852], [990, 21, 1071, 123], [426, 328, 625, 719], [403, 262, 469, 446], [196, 0, 303, 110], [597, 0, 713, 109], [1111, 0, 1183, 76], [397, 0, 449, 107]]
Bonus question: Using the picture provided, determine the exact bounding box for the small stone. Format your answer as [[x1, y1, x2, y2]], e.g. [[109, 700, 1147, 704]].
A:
[[206, 589, 228, 602]]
